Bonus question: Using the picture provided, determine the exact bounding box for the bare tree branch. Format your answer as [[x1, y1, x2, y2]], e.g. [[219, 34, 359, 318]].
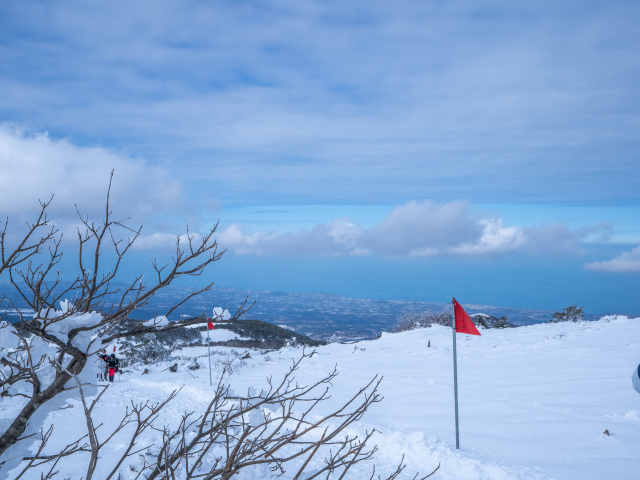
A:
[[0, 173, 234, 456], [11, 352, 425, 480], [0, 196, 57, 278]]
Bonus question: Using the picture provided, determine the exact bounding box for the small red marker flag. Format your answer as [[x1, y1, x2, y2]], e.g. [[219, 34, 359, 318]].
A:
[[453, 298, 481, 336], [207, 318, 214, 330]]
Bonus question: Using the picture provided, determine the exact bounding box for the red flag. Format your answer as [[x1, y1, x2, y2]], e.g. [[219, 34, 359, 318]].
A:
[[453, 298, 481, 336], [207, 318, 214, 330]]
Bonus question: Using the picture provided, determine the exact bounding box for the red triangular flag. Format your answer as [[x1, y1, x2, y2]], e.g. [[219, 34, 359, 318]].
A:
[[453, 298, 481, 336], [207, 318, 215, 330]]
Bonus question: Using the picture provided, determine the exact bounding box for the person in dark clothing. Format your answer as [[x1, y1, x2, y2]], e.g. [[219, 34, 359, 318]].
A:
[[107, 354, 120, 382]]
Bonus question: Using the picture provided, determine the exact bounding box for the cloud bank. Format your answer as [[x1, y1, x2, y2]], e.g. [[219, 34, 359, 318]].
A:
[[0, 125, 182, 224], [202, 200, 607, 259], [584, 246, 640, 273], [0, 1, 638, 205], [0, 126, 615, 265]]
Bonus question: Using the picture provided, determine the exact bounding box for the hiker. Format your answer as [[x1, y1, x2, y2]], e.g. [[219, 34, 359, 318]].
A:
[[95, 354, 103, 381], [98, 350, 109, 381], [107, 353, 120, 382]]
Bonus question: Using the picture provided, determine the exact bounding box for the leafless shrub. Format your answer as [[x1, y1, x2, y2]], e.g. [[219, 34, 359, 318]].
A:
[[0, 172, 255, 456], [11, 352, 440, 480], [215, 355, 247, 376], [546, 332, 567, 341]]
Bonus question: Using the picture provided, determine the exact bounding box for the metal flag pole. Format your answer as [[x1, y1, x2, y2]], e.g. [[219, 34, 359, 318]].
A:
[[207, 319, 212, 386], [451, 298, 460, 450]]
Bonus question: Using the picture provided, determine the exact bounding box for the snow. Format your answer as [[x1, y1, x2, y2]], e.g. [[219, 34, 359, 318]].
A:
[[200, 328, 246, 342], [2, 316, 640, 479], [142, 315, 169, 328], [0, 321, 13, 346], [34, 300, 103, 353], [0, 301, 104, 423], [212, 307, 231, 320]]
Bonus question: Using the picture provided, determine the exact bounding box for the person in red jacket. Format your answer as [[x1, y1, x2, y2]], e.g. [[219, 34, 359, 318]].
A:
[[107, 354, 120, 382]]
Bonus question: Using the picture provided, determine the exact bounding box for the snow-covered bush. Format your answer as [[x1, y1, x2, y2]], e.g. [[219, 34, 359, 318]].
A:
[[284, 338, 302, 348], [118, 333, 179, 366], [494, 316, 512, 328], [186, 357, 200, 370], [599, 314, 637, 323], [472, 314, 491, 329], [471, 313, 512, 329], [394, 310, 451, 332], [326, 333, 344, 343], [550, 305, 584, 323]]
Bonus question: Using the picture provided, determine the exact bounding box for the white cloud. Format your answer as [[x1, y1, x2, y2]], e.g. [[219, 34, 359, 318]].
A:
[[584, 246, 640, 273], [132, 232, 204, 252], [213, 200, 598, 258], [216, 225, 278, 256], [523, 222, 612, 255], [446, 219, 525, 256], [216, 218, 363, 256], [0, 124, 182, 224], [358, 201, 525, 257], [361, 201, 480, 256]]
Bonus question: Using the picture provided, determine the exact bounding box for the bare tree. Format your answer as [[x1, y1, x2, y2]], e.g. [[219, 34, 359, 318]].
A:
[[0, 196, 58, 279], [0, 173, 254, 456], [12, 352, 440, 480]]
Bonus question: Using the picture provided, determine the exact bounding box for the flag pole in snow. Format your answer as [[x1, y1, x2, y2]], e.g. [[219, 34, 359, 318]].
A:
[[450, 297, 482, 450], [207, 318, 213, 386], [451, 298, 460, 450]]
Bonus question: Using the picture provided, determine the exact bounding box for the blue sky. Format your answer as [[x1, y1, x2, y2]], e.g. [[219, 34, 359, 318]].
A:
[[1, 1, 639, 313]]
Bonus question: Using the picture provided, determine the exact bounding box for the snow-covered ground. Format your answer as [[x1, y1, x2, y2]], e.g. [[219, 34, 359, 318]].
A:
[[2, 316, 639, 479], [199, 327, 246, 342]]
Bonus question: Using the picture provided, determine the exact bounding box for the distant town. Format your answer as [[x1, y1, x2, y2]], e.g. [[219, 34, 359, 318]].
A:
[[2, 283, 608, 341]]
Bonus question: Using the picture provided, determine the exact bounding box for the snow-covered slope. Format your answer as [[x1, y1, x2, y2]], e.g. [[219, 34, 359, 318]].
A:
[[3, 316, 639, 479]]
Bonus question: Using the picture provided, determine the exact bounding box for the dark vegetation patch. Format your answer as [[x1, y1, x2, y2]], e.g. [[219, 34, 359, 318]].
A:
[[394, 310, 517, 333], [469, 314, 517, 329], [204, 320, 325, 347], [112, 318, 324, 349]]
